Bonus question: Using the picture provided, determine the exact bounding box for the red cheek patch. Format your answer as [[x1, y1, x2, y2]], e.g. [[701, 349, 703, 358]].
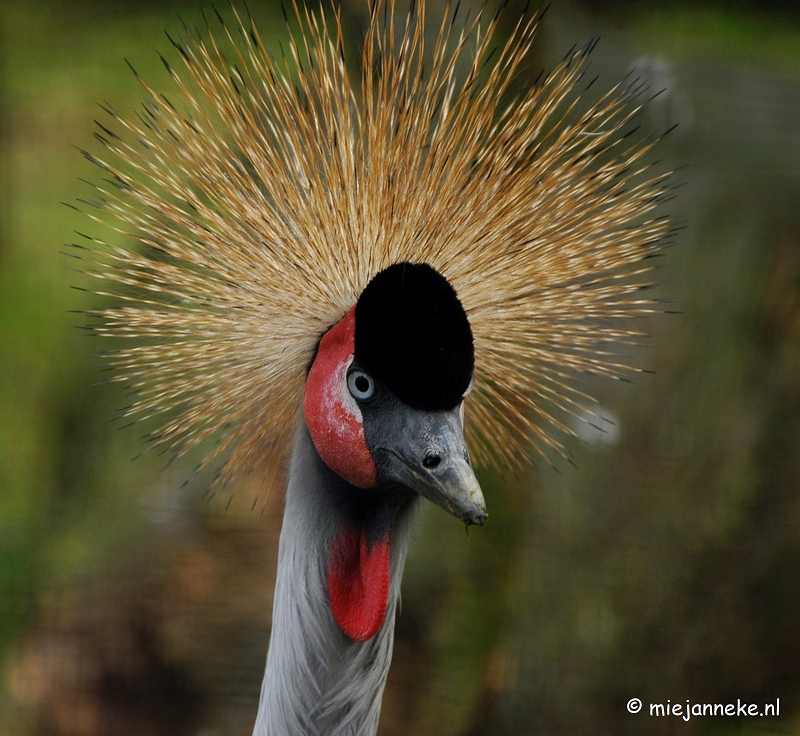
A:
[[327, 522, 392, 642], [304, 306, 376, 489]]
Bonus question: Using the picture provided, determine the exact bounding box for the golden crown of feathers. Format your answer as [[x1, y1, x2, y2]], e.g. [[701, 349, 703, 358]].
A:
[[74, 0, 672, 501]]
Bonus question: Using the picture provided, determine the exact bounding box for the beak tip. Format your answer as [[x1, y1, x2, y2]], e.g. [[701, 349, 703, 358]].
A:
[[469, 512, 487, 526], [454, 492, 487, 526]]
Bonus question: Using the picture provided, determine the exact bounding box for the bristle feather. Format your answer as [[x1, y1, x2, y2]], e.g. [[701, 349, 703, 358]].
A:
[[78, 0, 671, 496]]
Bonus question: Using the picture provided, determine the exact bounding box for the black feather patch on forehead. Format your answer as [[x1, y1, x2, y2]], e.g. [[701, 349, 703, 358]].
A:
[[355, 262, 474, 411]]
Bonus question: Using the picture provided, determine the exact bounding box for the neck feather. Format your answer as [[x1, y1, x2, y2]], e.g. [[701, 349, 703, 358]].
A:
[[253, 417, 419, 736]]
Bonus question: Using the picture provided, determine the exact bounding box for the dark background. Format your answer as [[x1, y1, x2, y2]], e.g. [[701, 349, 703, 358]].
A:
[[2, 0, 800, 734]]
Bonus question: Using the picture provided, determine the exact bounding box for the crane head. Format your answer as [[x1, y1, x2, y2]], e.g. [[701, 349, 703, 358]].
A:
[[76, 0, 671, 655], [303, 262, 486, 526]]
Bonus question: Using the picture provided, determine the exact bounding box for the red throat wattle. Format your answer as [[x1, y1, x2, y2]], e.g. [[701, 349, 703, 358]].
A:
[[303, 306, 376, 489], [327, 523, 392, 642]]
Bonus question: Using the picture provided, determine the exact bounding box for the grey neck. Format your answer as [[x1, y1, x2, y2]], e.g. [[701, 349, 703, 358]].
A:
[[253, 418, 419, 736]]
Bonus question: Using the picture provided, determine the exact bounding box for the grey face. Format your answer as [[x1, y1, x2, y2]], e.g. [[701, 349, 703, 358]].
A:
[[350, 361, 486, 526]]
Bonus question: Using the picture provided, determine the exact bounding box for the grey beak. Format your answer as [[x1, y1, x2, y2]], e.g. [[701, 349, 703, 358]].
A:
[[369, 403, 487, 526]]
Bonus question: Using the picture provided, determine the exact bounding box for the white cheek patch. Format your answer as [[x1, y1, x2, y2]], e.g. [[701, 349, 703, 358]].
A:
[[338, 355, 363, 424], [317, 354, 364, 444]]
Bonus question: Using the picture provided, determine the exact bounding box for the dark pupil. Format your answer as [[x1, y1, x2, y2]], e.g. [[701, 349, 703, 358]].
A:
[[355, 375, 370, 393]]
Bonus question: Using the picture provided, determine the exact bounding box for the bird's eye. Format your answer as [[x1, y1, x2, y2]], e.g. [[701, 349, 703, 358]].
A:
[[463, 373, 475, 398], [347, 370, 375, 401]]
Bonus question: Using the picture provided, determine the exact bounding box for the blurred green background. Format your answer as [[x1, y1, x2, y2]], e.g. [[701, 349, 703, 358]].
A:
[[2, 0, 800, 734]]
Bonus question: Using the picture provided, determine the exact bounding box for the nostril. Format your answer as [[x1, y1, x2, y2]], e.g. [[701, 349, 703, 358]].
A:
[[422, 453, 441, 470]]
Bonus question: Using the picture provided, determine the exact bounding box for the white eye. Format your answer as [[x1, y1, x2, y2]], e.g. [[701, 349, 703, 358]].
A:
[[347, 370, 375, 401], [463, 373, 475, 398]]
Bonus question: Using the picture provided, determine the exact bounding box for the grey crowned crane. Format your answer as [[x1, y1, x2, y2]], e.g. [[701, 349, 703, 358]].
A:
[[75, 0, 671, 733]]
